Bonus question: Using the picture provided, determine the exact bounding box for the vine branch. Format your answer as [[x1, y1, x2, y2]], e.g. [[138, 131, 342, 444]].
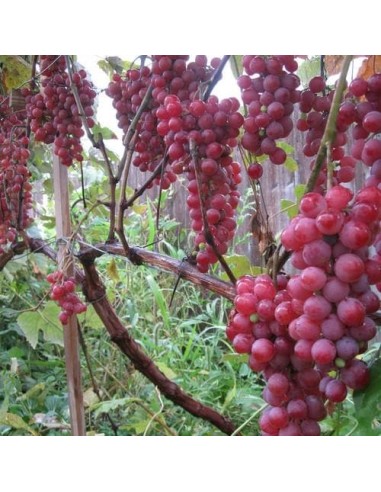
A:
[[80, 257, 238, 435], [202, 55, 231, 100]]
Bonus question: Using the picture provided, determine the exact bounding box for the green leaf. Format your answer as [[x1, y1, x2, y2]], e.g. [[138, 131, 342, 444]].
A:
[[284, 156, 298, 172], [17, 312, 40, 349], [276, 141, 294, 154], [92, 124, 117, 141], [221, 255, 251, 280], [83, 388, 100, 408], [17, 302, 64, 349], [78, 304, 104, 330], [249, 265, 264, 276], [0, 413, 38, 435], [229, 56, 244, 79], [146, 274, 170, 329], [156, 362, 177, 380], [352, 359, 381, 436], [0, 56, 31, 90], [122, 419, 152, 435], [106, 258, 120, 283], [280, 199, 298, 219], [295, 184, 306, 203], [223, 385, 237, 409], [91, 397, 134, 419], [298, 56, 321, 88], [19, 383, 46, 401], [131, 203, 147, 215], [41, 302, 64, 346], [222, 353, 249, 364]]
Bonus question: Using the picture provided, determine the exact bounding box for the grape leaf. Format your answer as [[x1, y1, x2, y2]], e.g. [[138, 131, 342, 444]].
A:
[[0, 413, 38, 435], [17, 302, 63, 349], [77, 304, 104, 330], [325, 55, 346, 76], [297, 56, 321, 88], [295, 184, 306, 202], [221, 255, 251, 279], [0, 56, 31, 90], [357, 56, 381, 81], [92, 124, 117, 141], [277, 141, 294, 154], [280, 199, 298, 219], [83, 388, 100, 408], [220, 256, 264, 282], [230, 56, 244, 79], [91, 397, 133, 419], [16, 312, 40, 349], [352, 359, 381, 436], [106, 258, 120, 282], [156, 362, 177, 380], [284, 156, 298, 172]]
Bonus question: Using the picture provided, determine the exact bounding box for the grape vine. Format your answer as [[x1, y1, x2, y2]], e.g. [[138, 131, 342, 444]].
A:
[[1, 54, 381, 436]]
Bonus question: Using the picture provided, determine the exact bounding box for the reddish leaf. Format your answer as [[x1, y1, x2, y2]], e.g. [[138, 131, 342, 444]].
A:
[[357, 55, 381, 80], [324, 56, 346, 76]]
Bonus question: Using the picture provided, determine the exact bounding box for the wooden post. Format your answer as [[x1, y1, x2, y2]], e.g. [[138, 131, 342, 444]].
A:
[[53, 155, 86, 436]]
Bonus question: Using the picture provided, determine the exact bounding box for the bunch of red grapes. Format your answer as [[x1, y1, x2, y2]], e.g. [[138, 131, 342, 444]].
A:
[[106, 55, 218, 188], [23, 55, 96, 166], [226, 66, 381, 435], [0, 97, 33, 252], [107, 56, 244, 271], [156, 93, 243, 271], [47, 270, 87, 325], [237, 55, 301, 166], [227, 177, 381, 435]]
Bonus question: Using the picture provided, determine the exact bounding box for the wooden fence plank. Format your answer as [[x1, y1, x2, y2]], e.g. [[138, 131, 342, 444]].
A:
[[53, 155, 85, 436]]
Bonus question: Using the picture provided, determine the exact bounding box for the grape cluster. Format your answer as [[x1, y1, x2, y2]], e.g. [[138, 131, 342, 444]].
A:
[[156, 94, 243, 271], [297, 72, 381, 188], [106, 55, 217, 187], [237, 56, 301, 165], [47, 270, 87, 324], [343, 73, 381, 174], [0, 98, 33, 252], [296, 75, 355, 187], [107, 56, 242, 271], [227, 273, 328, 435], [226, 179, 381, 435], [23, 55, 96, 166]]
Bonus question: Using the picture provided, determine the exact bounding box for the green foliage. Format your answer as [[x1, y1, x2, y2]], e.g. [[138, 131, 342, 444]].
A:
[[229, 56, 244, 79], [297, 56, 321, 88], [221, 255, 263, 281], [0, 55, 31, 90], [352, 358, 381, 436], [17, 302, 64, 349], [280, 184, 306, 219]]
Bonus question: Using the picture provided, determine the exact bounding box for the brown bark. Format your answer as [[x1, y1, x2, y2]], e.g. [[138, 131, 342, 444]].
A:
[[80, 242, 236, 301]]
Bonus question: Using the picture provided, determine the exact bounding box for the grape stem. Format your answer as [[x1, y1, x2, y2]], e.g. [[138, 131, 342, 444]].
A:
[[117, 83, 154, 181], [64, 55, 117, 242], [230, 403, 268, 436], [305, 55, 353, 193], [202, 55, 231, 100]]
